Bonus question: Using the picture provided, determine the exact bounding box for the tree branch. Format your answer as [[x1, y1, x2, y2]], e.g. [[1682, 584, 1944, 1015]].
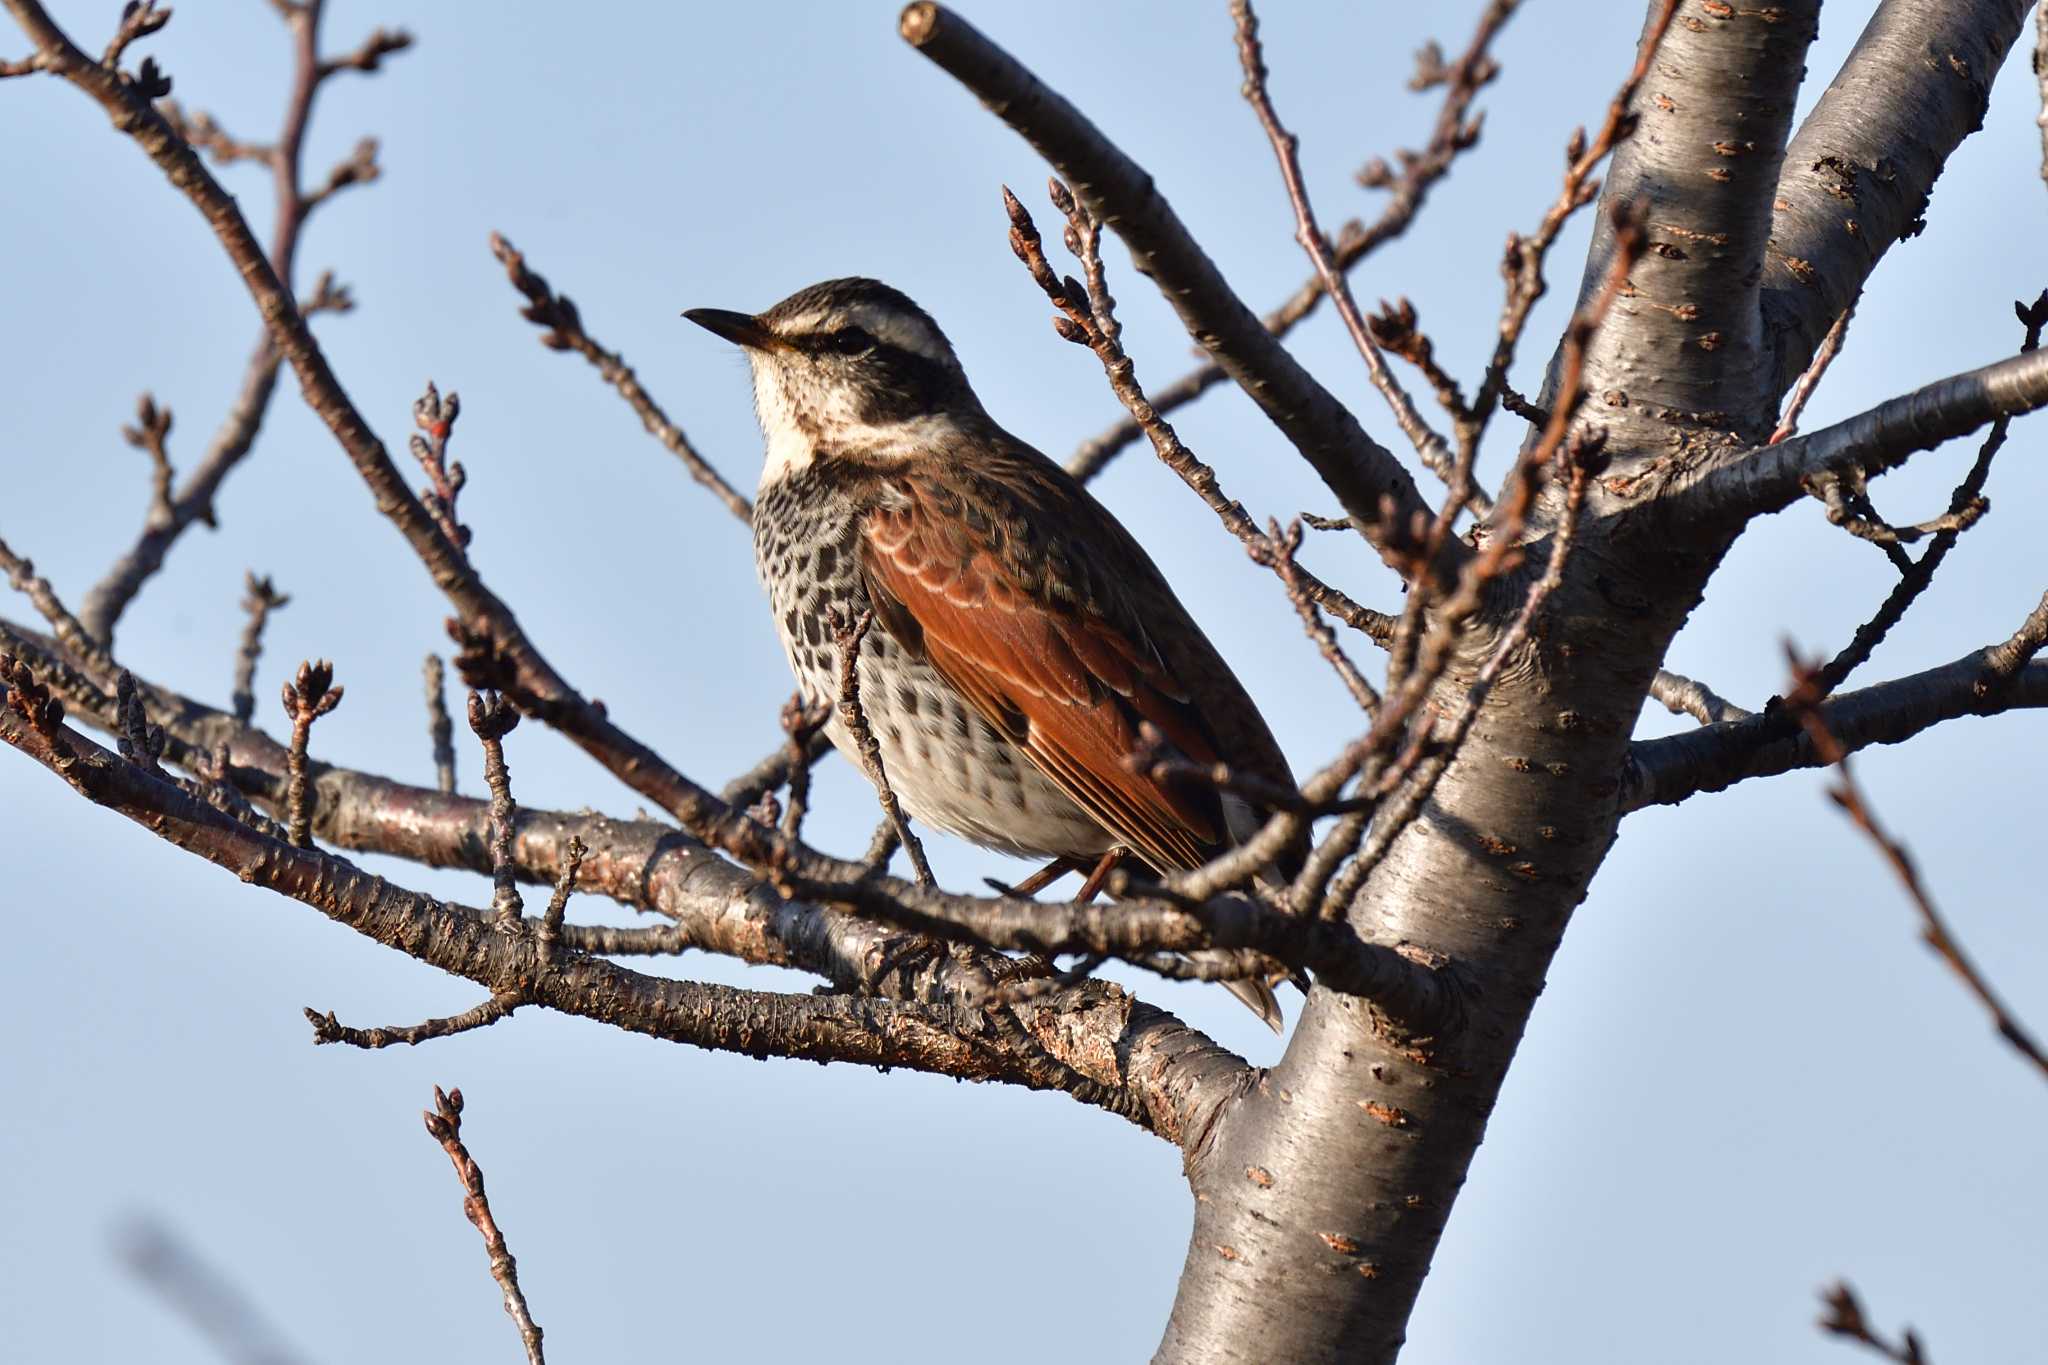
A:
[[1231, 0, 1453, 499], [1820, 1282, 1932, 1365], [230, 572, 288, 724], [421, 1087, 546, 1365], [423, 652, 456, 792], [1676, 347, 2048, 526], [1002, 183, 1392, 642], [1783, 655, 2048, 1083], [1565, 0, 1816, 467], [1646, 667, 1752, 725], [309, 992, 522, 1050], [0, 614, 1252, 1148], [1760, 0, 2037, 397], [0, 692, 1205, 1131], [489, 232, 751, 524], [1621, 649, 2048, 812], [1063, 0, 1513, 484], [3, 2, 767, 872], [777, 862, 1463, 1037], [899, 1, 1451, 575], [1807, 293, 2048, 699], [74, 0, 406, 646], [826, 606, 933, 885], [2038, 1, 2048, 196], [8, 4, 1440, 1044]]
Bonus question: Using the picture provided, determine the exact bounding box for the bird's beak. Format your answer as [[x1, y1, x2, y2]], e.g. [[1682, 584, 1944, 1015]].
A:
[[684, 307, 779, 351]]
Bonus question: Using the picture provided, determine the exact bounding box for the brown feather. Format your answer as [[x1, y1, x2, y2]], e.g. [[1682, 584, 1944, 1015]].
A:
[[858, 448, 1291, 878]]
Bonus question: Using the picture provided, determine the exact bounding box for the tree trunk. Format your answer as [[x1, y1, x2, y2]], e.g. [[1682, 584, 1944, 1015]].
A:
[[1153, 0, 2031, 1356]]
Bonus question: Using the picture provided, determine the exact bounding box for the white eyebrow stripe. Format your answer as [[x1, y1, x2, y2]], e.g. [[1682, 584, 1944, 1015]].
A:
[[845, 303, 949, 364], [776, 308, 831, 335]]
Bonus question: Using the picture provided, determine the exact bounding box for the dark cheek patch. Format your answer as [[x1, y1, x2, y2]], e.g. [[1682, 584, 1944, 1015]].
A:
[[852, 345, 957, 424]]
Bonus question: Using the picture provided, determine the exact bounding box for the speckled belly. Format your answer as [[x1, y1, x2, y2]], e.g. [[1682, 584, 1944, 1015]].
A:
[[754, 475, 1109, 862]]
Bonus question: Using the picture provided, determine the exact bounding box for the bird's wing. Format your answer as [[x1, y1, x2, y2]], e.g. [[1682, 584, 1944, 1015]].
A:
[[858, 466, 1230, 875]]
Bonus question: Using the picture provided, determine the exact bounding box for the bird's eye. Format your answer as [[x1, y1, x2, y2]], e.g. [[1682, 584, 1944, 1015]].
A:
[[826, 327, 871, 356]]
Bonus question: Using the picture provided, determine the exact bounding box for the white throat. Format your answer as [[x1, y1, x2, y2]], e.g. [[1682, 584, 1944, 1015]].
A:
[[747, 351, 976, 488], [748, 354, 816, 487]]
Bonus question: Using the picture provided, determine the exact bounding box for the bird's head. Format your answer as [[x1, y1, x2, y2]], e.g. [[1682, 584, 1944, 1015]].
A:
[[686, 277, 978, 483]]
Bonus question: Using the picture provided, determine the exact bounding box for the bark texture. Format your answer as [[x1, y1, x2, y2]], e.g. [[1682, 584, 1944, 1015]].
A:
[[1760, 0, 2036, 394], [1154, 6, 1829, 1357], [4, 1, 2044, 1361]]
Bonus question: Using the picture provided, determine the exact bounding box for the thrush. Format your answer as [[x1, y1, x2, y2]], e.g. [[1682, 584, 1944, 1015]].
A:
[[687, 278, 1297, 1029]]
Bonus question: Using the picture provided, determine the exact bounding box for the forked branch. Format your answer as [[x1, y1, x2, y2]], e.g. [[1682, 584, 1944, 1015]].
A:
[[1680, 348, 2048, 526], [901, 2, 1453, 576]]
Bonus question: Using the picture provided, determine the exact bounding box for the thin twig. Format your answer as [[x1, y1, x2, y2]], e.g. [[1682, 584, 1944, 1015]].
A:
[[279, 658, 341, 847], [78, 1, 407, 647], [301, 268, 354, 317], [306, 993, 522, 1049], [718, 728, 832, 812], [411, 381, 469, 555], [424, 653, 456, 793], [1289, 808, 1366, 918], [1064, 0, 1515, 483], [777, 692, 832, 840], [1821, 483, 1986, 550], [1771, 306, 1853, 444], [1811, 292, 2048, 699], [2037, 1, 2048, 198], [1499, 381, 1548, 429], [468, 690, 524, 929], [1784, 653, 2048, 1083], [1004, 184, 1393, 640], [860, 818, 902, 876], [316, 24, 410, 79], [1462, 0, 1679, 460], [121, 392, 175, 521], [0, 534, 119, 683], [536, 834, 585, 959], [1818, 1281, 1930, 1365], [115, 670, 165, 773], [1982, 588, 2048, 685], [1232, 0, 1459, 502], [904, 2, 1448, 573], [100, 0, 168, 73], [422, 1087, 546, 1365], [1249, 520, 1380, 714], [490, 231, 751, 523], [304, 135, 379, 209], [827, 607, 933, 886], [231, 573, 289, 724]]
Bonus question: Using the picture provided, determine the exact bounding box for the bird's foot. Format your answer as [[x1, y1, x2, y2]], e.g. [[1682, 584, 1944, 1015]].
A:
[[984, 855, 1080, 900]]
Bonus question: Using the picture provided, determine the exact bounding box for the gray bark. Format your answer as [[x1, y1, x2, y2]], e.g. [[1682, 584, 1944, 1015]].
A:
[[4, 2, 2042, 1361], [1154, 2, 2039, 1359], [1156, 6, 1821, 1357], [1761, 0, 2035, 396]]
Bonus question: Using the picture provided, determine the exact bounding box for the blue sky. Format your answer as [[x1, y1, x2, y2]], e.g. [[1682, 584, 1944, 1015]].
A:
[[3, 2, 2045, 1360]]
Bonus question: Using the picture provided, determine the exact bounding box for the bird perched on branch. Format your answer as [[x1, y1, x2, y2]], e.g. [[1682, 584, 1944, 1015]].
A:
[[688, 278, 1297, 1029]]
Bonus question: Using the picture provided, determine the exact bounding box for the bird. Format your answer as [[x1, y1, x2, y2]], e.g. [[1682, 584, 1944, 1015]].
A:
[[686, 277, 1297, 1029]]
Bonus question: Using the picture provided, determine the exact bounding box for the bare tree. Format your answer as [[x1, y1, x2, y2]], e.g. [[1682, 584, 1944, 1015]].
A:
[[4, 1, 2046, 1361]]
